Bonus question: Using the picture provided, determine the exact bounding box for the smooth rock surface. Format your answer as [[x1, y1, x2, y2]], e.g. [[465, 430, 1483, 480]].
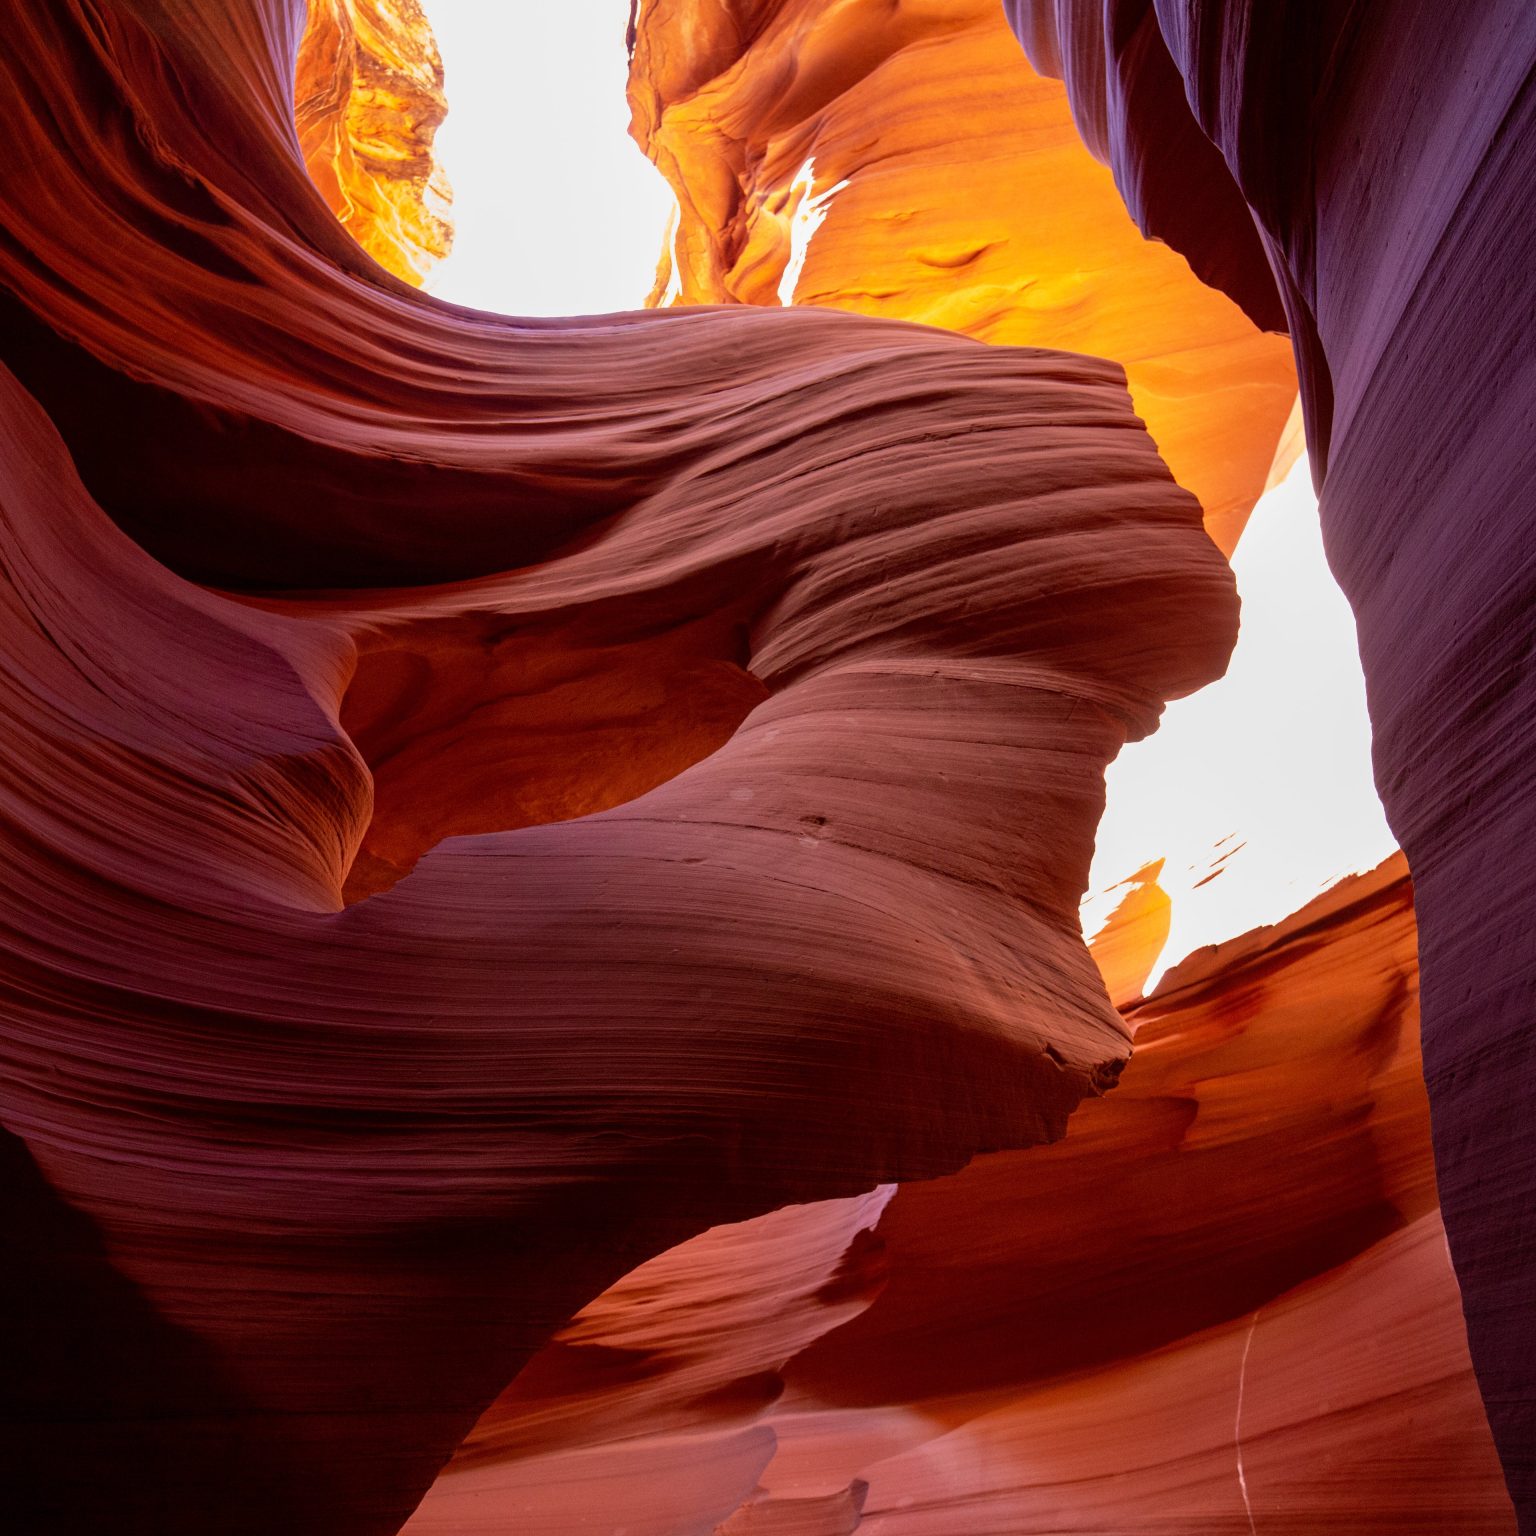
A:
[[1008, 1, 1536, 1516]]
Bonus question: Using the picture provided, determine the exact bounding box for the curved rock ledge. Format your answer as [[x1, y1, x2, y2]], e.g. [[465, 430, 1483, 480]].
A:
[[406, 858, 1514, 1533], [0, 2, 1235, 1531]]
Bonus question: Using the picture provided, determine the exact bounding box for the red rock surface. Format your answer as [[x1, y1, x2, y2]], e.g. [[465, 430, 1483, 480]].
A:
[[1007, 1, 1536, 1518], [407, 858, 1514, 1532], [0, 2, 1240, 1532]]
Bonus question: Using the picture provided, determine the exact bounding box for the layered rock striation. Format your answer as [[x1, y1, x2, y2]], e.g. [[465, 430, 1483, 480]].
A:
[[295, 0, 453, 284], [627, 0, 1298, 554], [406, 858, 1515, 1533], [0, 1, 1237, 1531], [1007, 1, 1536, 1517]]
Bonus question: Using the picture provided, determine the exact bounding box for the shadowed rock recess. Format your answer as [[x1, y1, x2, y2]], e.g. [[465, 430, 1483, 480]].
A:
[[0, 2, 1529, 1534]]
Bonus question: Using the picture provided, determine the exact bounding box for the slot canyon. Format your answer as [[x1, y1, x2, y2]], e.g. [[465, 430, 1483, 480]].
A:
[[0, 1, 1531, 1531]]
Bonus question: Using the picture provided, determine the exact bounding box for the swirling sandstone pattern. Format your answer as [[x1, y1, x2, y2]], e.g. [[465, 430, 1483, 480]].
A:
[[295, 0, 453, 284], [1007, 1, 1536, 1518], [407, 858, 1514, 1532], [0, 1, 1237, 1532], [627, 0, 1298, 554]]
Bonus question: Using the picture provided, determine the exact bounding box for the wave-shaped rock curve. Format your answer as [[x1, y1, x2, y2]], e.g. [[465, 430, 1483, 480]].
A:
[[0, 2, 1237, 1531], [627, 0, 1298, 555], [404, 857, 1514, 1532]]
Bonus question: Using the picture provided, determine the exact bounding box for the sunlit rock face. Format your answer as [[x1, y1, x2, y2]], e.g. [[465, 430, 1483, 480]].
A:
[[1007, 2, 1536, 1518], [627, 0, 1298, 554], [0, 1, 1241, 1532], [295, 0, 453, 284], [408, 859, 1514, 1532]]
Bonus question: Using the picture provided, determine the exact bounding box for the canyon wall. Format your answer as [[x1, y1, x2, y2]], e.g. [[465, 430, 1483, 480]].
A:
[[0, 1, 1235, 1531], [1007, 0, 1536, 1518], [295, 0, 453, 283], [0, 0, 1529, 1529]]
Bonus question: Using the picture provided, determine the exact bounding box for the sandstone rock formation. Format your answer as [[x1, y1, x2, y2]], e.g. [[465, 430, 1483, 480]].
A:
[[1007, 1, 1536, 1518], [4, 0, 1532, 1529], [295, 0, 453, 284], [0, 2, 1237, 1532], [405, 858, 1514, 1532], [627, 0, 1298, 554]]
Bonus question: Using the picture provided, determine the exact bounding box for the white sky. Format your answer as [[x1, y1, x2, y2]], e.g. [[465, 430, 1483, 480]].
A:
[[421, 0, 677, 314], [418, 4, 1396, 979], [1083, 454, 1396, 984]]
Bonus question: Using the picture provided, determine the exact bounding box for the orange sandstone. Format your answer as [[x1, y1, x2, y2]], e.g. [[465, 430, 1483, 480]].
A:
[[628, 0, 1298, 553], [296, 0, 452, 284]]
